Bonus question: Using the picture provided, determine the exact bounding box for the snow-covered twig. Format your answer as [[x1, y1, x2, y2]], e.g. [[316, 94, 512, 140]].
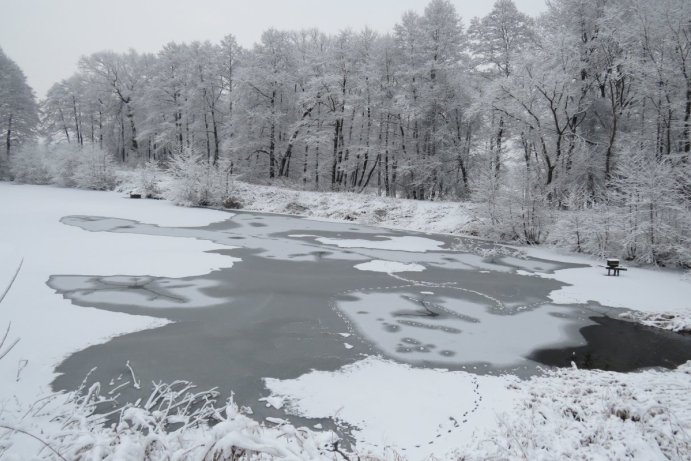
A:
[[126, 360, 141, 390], [0, 424, 68, 461], [0, 261, 23, 361]]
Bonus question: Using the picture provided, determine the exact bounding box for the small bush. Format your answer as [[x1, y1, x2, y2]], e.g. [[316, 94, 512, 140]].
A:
[[135, 160, 163, 198], [164, 149, 236, 207], [284, 201, 308, 214], [223, 196, 243, 209]]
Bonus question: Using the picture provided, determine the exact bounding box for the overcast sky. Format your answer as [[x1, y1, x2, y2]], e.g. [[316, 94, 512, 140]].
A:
[[1, 0, 547, 99]]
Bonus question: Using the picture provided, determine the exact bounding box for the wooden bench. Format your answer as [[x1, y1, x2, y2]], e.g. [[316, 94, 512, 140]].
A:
[[606, 266, 627, 276], [603, 258, 627, 276]]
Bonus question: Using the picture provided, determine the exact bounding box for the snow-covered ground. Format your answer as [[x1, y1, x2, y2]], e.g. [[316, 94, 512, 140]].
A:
[[519, 246, 691, 333], [119, 172, 477, 236], [2, 182, 690, 460], [266, 357, 691, 460]]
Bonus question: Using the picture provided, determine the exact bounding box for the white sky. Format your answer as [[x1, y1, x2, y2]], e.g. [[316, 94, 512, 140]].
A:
[[0, 0, 547, 99]]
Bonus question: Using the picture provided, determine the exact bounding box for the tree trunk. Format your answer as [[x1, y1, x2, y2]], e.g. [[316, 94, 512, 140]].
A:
[[210, 104, 220, 165], [280, 106, 314, 177], [361, 154, 381, 190], [495, 115, 504, 178], [72, 96, 82, 146], [269, 90, 276, 178], [120, 114, 126, 162], [5, 113, 12, 159], [59, 108, 70, 143], [127, 104, 139, 156], [98, 110, 103, 150], [203, 111, 211, 162], [684, 80, 691, 155], [331, 119, 340, 187], [358, 101, 372, 187], [384, 114, 390, 196], [303, 141, 309, 188]]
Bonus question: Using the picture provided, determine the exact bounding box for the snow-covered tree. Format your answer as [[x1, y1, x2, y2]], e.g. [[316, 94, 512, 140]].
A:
[[0, 47, 39, 176], [18, 0, 690, 265]]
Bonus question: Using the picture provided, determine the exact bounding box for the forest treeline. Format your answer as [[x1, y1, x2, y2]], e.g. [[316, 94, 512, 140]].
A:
[[1, 0, 690, 265]]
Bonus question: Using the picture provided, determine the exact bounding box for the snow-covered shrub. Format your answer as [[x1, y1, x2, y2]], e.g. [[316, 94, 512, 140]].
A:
[[8, 143, 118, 191], [474, 363, 691, 460], [548, 193, 622, 258], [48, 144, 118, 190], [471, 159, 550, 244], [165, 149, 237, 207], [71, 146, 118, 190], [165, 149, 206, 206], [1, 374, 342, 460], [9, 144, 52, 184], [134, 160, 163, 198], [49, 144, 81, 187]]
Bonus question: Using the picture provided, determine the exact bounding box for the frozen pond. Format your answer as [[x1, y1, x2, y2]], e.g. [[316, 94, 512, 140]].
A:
[[50, 210, 691, 430]]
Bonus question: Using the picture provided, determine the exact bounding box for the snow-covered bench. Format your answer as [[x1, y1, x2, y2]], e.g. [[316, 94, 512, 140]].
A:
[[606, 266, 627, 276], [604, 258, 627, 276]]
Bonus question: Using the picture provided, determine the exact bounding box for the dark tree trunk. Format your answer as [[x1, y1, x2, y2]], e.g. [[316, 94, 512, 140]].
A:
[[127, 105, 139, 155], [59, 108, 70, 143], [210, 101, 220, 165], [269, 89, 276, 178], [331, 119, 340, 187], [72, 96, 82, 146], [98, 110, 103, 150], [684, 81, 691, 155], [384, 114, 390, 196], [5, 113, 12, 159], [361, 154, 381, 191]]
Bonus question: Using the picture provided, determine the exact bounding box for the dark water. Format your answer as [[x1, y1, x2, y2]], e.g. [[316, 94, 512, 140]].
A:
[[48, 210, 691, 430], [530, 315, 691, 371]]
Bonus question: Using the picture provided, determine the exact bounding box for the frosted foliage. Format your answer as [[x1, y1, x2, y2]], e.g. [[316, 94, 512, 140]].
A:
[[10, 143, 118, 190], [0, 381, 341, 461], [165, 148, 235, 207], [134, 160, 162, 198], [8, 146, 52, 184]]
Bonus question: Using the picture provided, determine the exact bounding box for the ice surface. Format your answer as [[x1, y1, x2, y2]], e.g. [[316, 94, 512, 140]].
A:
[[49, 275, 224, 309], [354, 260, 426, 274], [500, 256, 560, 273], [336, 291, 588, 367], [315, 235, 445, 252]]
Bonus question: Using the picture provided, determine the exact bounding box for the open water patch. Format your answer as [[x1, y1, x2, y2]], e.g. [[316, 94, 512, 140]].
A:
[[529, 315, 691, 371]]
